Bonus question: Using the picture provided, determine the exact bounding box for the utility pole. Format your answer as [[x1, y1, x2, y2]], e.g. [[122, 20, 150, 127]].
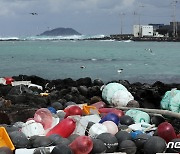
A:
[[138, 4, 145, 38], [172, 0, 178, 37], [120, 12, 125, 35]]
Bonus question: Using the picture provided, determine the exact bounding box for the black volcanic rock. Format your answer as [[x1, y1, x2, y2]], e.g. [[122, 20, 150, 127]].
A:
[[39, 27, 81, 36]]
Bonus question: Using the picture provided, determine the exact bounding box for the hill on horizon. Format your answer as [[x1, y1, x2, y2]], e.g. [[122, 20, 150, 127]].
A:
[[38, 27, 81, 36]]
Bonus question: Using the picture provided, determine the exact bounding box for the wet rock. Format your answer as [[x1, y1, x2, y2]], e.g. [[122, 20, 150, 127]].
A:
[[78, 86, 88, 96], [0, 112, 11, 124], [76, 77, 92, 87], [93, 79, 104, 86], [51, 101, 64, 110]]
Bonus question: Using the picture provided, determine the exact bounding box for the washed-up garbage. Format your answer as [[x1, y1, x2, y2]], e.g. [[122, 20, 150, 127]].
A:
[[125, 109, 150, 123], [0, 77, 180, 154], [102, 83, 128, 104], [157, 122, 177, 143], [46, 118, 76, 138], [102, 82, 134, 107], [161, 88, 180, 113], [69, 136, 93, 154], [21, 120, 45, 137], [0, 127, 15, 150]]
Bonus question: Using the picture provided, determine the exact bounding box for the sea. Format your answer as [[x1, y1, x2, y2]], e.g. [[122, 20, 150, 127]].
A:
[[0, 35, 180, 84]]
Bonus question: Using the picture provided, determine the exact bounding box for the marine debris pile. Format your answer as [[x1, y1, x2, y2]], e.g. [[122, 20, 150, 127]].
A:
[[0, 75, 180, 154]]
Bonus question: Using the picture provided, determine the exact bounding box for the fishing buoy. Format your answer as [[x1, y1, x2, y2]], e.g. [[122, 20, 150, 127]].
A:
[[102, 121, 118, 135], [34, 108, 53, 130], [119, 115, 135, 126], [144, 136, 166, 154], [69, 136, 93, 154], [91, 138, 107, 154], [115, 131, 132, 144], [88, 123, 108, 138], [157, 122, 177, 143], [96, 133, 118, 153], [118, 140, 137, 154], [46, 118, 76, 138], [99, 113, 120, 126], [9, 131, 30, 148]]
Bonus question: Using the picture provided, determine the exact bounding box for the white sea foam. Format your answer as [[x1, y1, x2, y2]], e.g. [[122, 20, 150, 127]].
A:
[[0, 37, 20, 41]]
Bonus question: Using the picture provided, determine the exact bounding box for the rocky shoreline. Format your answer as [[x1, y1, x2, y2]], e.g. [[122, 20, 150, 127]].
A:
[[1, 75, 180, 124]]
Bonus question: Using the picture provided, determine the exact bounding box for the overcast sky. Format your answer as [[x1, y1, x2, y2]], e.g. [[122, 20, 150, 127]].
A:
[[0, 0, 180, 36]]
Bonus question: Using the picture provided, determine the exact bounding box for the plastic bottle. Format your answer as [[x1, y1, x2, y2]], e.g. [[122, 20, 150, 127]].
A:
[[46, 118, 76, 138]]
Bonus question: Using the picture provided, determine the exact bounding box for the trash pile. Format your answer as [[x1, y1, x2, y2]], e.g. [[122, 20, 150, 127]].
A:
[[0, 76, 180, 154]]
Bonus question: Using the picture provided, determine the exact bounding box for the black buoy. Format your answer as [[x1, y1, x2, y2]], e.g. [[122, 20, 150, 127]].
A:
[[48, 134, 62, 145], [51, 144, 73, 154], [151, 115, 165, 127], [144, 136, 166, 154], [115, 131, 132, 144], [0, 147, 13, 154], [119, 115, 135, 126], [91, 138, 107, 154], [118, 140, 137, 154], [96, 133, 118, 153], [133, 133, 150, 151], [32, 136, 53, 148], [9, 131, 30, 148]]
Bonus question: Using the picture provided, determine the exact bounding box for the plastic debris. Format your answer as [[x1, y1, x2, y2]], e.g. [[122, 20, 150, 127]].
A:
[[21, 120, 45, 137]]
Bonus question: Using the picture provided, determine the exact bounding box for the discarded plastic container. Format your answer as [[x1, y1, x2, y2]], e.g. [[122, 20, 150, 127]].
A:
[[0, 127, 15, 150], [160, 89, 179, 109], [46, 118, 76, 138], [102, 83, 128, 104], [4, 77, 14, 85], [125, 109, 150, 123], [99, 112, 120, 126], [82, 105, 99, 115], [157, 122, 177, 143], [64, 105, 82, 118], [21, 120, 45, 137], [98, 108, 124, 118], [34, 108, 53, 130], [69, 136, 93, 154]]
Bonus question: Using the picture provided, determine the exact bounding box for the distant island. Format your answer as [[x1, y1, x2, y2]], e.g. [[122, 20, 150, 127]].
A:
[[38, 27, 81, 36]]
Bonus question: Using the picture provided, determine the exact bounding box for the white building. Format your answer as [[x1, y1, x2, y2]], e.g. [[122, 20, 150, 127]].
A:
[[133, 25, 153, 37]]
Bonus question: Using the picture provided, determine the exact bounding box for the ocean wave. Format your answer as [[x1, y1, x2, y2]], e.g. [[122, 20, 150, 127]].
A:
[[0, 37, 20, 41], [0, 34, 108, 41]]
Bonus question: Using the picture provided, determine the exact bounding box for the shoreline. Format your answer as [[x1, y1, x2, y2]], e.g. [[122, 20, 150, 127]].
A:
[[1, 75, 180, 119], [1, 34, 180, 42]]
